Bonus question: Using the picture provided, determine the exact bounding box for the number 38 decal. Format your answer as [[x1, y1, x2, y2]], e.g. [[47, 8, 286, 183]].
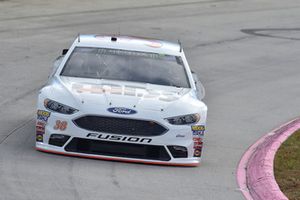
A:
[[54, 120, 67, 131]]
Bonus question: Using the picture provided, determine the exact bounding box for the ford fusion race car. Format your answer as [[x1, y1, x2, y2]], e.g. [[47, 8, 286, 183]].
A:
[[36, 35, 207, 166]]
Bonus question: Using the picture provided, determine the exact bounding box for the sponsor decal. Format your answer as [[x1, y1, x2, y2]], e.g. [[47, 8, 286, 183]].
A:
[[54, 120, 67, 131], [36, 134, 43, 142], [36, 110, 50, 141], [145, 41, 163, 48], [193, 137, 203, 149], [37, 110, 51, 122], [72, 84, 181, 102], [192, 130, 205, 136], [193, 148, 202, 157], [36, 121, 45, 126], [36, 120, 46, 140], [107, 107, 137, 115], [36, 126, 45, 132], [192, 127, 204, 157], [36, 131, 45, 135], [86, 133, 152, 143], [97, 48, 162, 59], [191, 125, 205, 131], [36, 121, 46, 132], [192, 125, 205, 136], [176, 134, 185, 138]]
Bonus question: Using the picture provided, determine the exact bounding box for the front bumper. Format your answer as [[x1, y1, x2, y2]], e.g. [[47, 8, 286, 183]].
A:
[[35, 109, 205, 167]]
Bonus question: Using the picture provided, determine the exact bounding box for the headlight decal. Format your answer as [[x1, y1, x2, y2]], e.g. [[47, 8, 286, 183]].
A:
[[165, 113, 200, 125], [44, 99, 78, 115]]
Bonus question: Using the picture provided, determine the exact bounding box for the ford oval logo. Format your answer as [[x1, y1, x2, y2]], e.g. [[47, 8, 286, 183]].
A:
[[107, 107, 137, 115]]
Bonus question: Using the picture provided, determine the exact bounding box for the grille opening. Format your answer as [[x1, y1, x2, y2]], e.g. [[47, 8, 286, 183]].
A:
[[167, 146, 188, 158], [73, 116, 167, 136], [65, 138, 171, 161], [49, 134, 70, 147]]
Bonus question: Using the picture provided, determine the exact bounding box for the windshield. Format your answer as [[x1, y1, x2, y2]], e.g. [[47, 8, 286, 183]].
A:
[[60, 47, 190, 88]]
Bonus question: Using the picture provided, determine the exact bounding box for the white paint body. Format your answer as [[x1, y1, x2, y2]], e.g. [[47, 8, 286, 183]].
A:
[[36, 35, 207, 166]]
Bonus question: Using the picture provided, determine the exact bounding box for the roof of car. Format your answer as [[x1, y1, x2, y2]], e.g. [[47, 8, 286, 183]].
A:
[[73, 35, 182, 55]]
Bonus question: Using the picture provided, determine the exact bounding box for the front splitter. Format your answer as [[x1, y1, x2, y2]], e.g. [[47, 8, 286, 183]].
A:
[[36, 145, 200, 167]]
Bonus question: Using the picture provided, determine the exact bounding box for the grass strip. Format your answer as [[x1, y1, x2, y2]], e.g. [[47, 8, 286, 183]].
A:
[[274, 130, 300, 200]]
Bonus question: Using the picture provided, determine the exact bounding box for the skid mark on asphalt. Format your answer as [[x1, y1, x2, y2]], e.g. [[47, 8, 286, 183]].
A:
[[0, 0, 237, 22], [241, 28, 300, 40], [67, 159, 82, 200], [0, 86, 40, 108], [0, 118, 34, 145], [110, 163, 121, 188], [187, 36, 252, 49], [2, 6, 300, 35]]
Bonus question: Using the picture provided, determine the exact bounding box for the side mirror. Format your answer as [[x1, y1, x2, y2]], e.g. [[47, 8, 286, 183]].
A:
[[62, 49, 68, 55], [191, 71, 205, 100]]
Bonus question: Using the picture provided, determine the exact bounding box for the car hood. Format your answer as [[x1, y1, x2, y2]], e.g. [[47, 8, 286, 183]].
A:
[[55, 76, 193, 112]]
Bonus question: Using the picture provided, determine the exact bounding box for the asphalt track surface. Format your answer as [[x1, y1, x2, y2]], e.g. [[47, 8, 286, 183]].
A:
[[0, 0, 300, 199]]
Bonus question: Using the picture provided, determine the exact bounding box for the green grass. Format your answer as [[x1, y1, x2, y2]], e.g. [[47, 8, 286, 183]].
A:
[[274, 130, 300, 200]]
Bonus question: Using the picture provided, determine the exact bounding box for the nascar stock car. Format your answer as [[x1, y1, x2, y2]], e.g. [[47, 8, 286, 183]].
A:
[[36, 35, 207, 166]]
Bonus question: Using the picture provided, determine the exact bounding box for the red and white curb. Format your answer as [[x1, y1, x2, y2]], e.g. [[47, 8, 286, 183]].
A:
[[237, 118, 300, 200]]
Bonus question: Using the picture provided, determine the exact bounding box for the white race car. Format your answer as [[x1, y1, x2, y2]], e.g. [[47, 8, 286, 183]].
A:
[[36, 35, 207, 166]]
